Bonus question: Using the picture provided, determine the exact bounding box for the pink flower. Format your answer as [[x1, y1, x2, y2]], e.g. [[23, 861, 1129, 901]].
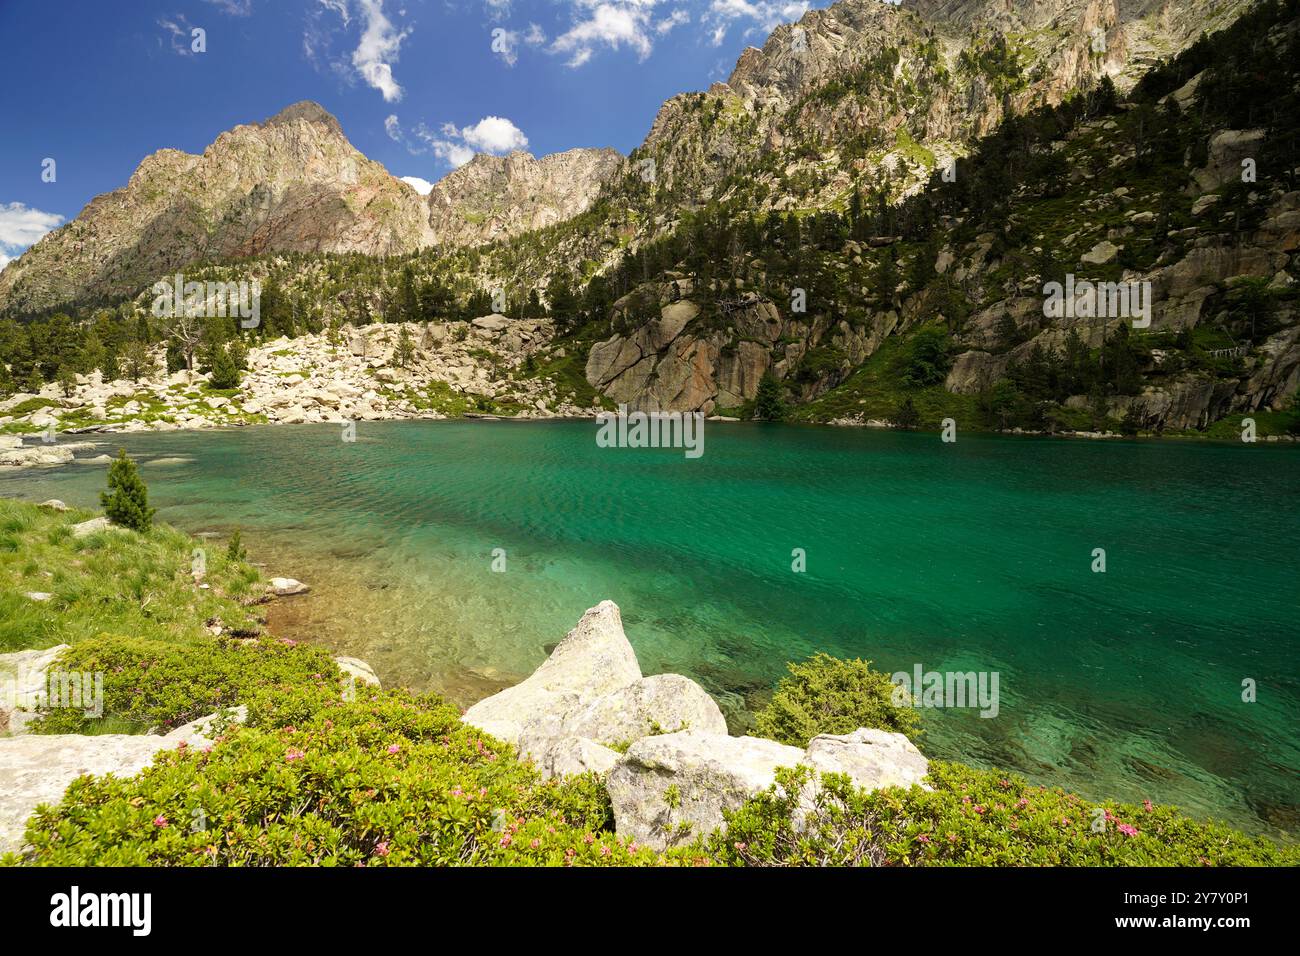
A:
[[1016, 798, 1029, 808], [285, 748, 305, 763], [450, 787, 464, 798], [917, 834, 931, 844], [1117, 823, 1139, 837], [1143, 800, 1154, 812], [153, 815, 168, 828], [500, 835, 512, 847], [974, 805, 986, 814], [947, 833, 958, 843], [600, 845, 611, 857], [374, 842, 390, 857], [387, 744, 401, 754], [584, 833, 594, 845], [530, 839, 540, 850], [733, 841, 747, 852]]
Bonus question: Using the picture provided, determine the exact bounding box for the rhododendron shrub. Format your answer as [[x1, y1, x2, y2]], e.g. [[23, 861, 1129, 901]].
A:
[[707, 763, 1297, 867], [32, 634, 342, 734], [5, 688, 702, 867]]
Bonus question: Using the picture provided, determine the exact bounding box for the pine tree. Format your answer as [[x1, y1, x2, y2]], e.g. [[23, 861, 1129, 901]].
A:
[[56, 365, 76, 398], [754, 374, 786, 421], [100, 449, 155, 532], [209, 344, 240, 389], [395, 325, 415, 368]]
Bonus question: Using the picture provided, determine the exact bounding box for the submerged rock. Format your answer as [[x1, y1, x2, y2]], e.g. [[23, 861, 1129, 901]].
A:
[[268, 577, 310, 596]]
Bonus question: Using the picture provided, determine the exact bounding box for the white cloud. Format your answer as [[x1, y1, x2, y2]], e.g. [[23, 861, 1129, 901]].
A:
[[492, 28, 520, 67], [524, 23, 547, 45], [400, 176, 434, 195], [318, 0, 350, 26], [0, 202, 65, 267], [384, 114, 403, 141], [0, 202, 65, 249], [204, 0, 254, 15], [158, 17, 197, 56], [414, 116, 529, 169], [705, 0, 808, 46], [551, 2, 657, 67], [459, 116, 529, 153], [351, 0, 410, 102], [657, 9, 689, 34]]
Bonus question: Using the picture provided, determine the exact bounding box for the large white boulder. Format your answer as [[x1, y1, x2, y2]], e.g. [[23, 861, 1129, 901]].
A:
[[529, 736, 622, 780], [557, 673, 727, 745], [802, 728, 929, 791], [606, 727, 931, 850], [605, 732, 805, 850], [334, 656, 380, 688], [462, 601, 641, 747]]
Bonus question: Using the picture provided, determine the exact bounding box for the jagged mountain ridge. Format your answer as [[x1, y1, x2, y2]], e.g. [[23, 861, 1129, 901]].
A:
[[0, 0, 1258, 319], [0, 105, 621, 317]]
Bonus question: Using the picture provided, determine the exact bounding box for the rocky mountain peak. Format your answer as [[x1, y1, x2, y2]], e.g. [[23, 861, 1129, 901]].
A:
[[259, 100, 342, 132], [425, 146, 624, 248]]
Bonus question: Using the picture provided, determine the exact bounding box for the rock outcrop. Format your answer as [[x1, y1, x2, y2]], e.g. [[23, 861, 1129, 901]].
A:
[[464, 600, 930, 849], [0, 706, 247, 855], [0, 646, 70, 736]]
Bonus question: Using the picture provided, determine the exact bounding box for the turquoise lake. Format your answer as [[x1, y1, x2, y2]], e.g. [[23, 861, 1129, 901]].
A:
[[1, 420, 1296, 838]]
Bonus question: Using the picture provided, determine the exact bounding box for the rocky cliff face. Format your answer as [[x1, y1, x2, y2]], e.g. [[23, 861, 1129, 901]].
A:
[[635, 0, 1252, 210], [426, 148, 623, 247], [0, 102, 436, 315]]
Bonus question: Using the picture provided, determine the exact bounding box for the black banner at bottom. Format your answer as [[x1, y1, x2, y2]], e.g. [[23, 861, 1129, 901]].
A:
[[0, 865, 1287, 942]]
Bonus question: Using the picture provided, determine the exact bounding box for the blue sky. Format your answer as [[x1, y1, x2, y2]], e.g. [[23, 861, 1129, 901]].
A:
[[0, 0, 842, 267]]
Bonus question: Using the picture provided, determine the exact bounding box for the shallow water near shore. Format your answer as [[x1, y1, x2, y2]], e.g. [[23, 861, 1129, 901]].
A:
[[2, 420, 1296, 838]]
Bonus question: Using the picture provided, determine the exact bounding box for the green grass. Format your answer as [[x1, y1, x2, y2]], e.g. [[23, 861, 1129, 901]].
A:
[[0, 498, 264, 654]]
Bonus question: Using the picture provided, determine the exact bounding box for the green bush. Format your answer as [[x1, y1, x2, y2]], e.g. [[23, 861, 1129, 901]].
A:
[[31, 635, 342, 734], [708, 763, 1298, 867], [100, 450, 155, 532], [753, 653, 922, 747], [7, 689, 698, 867]]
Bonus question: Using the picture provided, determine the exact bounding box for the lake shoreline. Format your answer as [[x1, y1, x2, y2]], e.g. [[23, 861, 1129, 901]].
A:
[[4, 410, 1296, 474]]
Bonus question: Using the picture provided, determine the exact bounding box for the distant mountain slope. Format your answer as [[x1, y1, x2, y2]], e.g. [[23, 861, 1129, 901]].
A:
[[426, 148, 624, 248], [0, 102, 435, 315]]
